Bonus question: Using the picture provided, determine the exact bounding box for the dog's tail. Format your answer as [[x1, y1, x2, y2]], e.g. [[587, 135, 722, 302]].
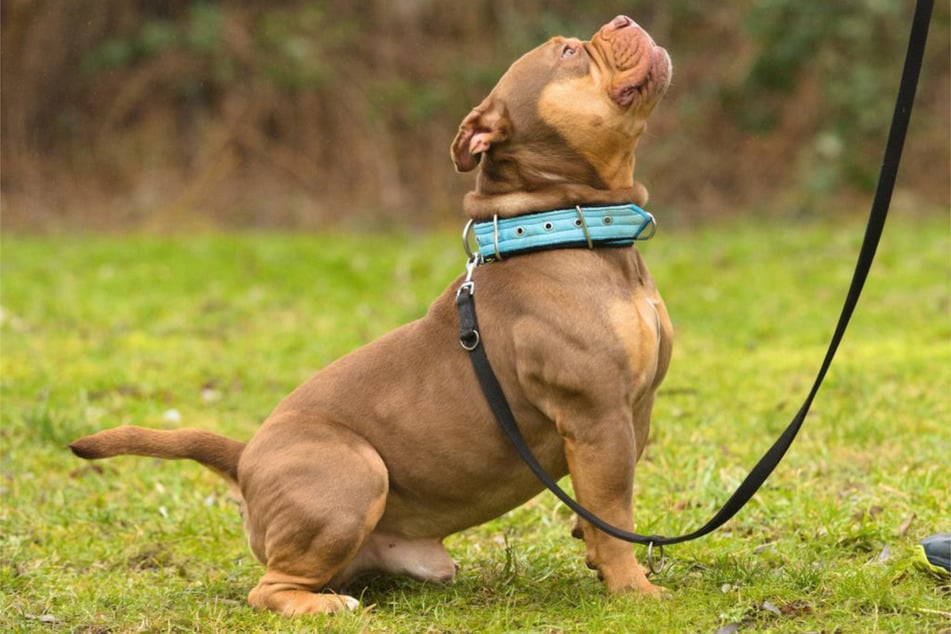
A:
[[69, 425, 245, 486]]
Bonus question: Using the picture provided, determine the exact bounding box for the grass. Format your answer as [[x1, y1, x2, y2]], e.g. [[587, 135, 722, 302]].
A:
[[1, 213, 949, 633]]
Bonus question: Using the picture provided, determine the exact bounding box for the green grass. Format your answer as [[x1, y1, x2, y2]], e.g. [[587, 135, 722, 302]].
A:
[[2, 215, 949, 633]]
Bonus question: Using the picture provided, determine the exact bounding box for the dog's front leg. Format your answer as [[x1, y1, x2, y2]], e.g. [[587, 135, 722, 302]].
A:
[[511, 316, 666, 596], [560, 413, 663, 596]]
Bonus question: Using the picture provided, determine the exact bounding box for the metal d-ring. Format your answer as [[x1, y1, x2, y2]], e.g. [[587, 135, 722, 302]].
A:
[[646, 541, 666, 575], [462, 219, 476, 259], [574, 206, 594, 249], [637, 212, 657, 241]]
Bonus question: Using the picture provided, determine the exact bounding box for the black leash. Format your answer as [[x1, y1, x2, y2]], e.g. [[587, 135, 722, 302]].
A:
[[456, 0, 933, 554]]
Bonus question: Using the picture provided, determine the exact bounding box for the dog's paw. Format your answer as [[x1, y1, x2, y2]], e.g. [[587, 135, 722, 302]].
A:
[[602, 565, 671, 599], [639, 582, 672, 600], [280, 593, 360, 616], [607, 579, 671, 600], [249, 587, 360, 616]]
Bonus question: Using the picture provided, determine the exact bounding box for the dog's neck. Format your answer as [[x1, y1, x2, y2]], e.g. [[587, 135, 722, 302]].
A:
[[463, 183, 649, 221]]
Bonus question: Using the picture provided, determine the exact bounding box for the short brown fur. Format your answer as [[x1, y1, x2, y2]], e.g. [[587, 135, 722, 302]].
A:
[[70, 15, 673, 615]]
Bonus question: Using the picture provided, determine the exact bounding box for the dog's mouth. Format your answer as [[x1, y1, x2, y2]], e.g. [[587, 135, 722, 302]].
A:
[[594, 15, 671, 110]]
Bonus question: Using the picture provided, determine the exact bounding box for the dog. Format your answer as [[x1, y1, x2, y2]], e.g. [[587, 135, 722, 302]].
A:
[[70, 15, 673, 615]]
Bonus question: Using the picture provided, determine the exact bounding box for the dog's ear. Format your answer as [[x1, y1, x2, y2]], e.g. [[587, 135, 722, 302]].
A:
[[451, 99, 511, 172]]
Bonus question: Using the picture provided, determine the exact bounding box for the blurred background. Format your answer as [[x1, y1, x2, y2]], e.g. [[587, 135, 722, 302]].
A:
[[2, 0, 948, 232]]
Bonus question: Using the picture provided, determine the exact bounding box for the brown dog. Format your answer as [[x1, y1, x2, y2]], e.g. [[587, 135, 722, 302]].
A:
[[70, 15, 673, 615]]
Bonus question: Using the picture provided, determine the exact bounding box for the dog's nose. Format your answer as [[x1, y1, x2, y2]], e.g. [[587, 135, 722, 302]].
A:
[[609, 15, 635, 30]]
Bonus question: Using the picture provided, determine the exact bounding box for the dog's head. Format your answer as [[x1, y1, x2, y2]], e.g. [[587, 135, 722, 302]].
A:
[[452, 16, 671, 218]]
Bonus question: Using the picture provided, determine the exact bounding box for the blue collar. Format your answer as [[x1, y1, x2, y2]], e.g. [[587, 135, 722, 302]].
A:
[[464, 203, 656, 262]]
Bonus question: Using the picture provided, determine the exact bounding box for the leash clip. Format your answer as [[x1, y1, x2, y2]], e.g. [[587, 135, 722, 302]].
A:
[[455, 253, 480, 301], [456, 253, 482, 351]]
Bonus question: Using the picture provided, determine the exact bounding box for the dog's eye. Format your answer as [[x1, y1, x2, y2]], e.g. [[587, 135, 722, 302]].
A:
[[561, 45, 577, 59]]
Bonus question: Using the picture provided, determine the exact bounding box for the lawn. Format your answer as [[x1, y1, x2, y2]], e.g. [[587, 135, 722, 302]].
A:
[[1, 213, 948, 633]]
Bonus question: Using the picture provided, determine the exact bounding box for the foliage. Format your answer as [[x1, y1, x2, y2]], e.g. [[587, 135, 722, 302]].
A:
[[735, 1, 912, 195], [80, 3, 358, 95], [2, 215, 949, 632], [1, 1, 947, 229]]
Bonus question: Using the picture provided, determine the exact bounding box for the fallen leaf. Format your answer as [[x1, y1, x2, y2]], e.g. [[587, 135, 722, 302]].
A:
[[896, 513, 916, 536], [715, 624, 740, 634], [877, 544, 892, 563], [852, 505, 884, 522], [780, 600, 814, 616], [761, 600, 782, 616], [23, 613, 59, 623]]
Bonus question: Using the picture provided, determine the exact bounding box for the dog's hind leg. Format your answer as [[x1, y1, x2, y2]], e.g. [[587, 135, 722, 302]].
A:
[[239, 415, 388, 615]]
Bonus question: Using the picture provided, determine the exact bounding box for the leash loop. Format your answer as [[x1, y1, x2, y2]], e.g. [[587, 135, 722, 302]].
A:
[[646, 541, 666, 575]]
